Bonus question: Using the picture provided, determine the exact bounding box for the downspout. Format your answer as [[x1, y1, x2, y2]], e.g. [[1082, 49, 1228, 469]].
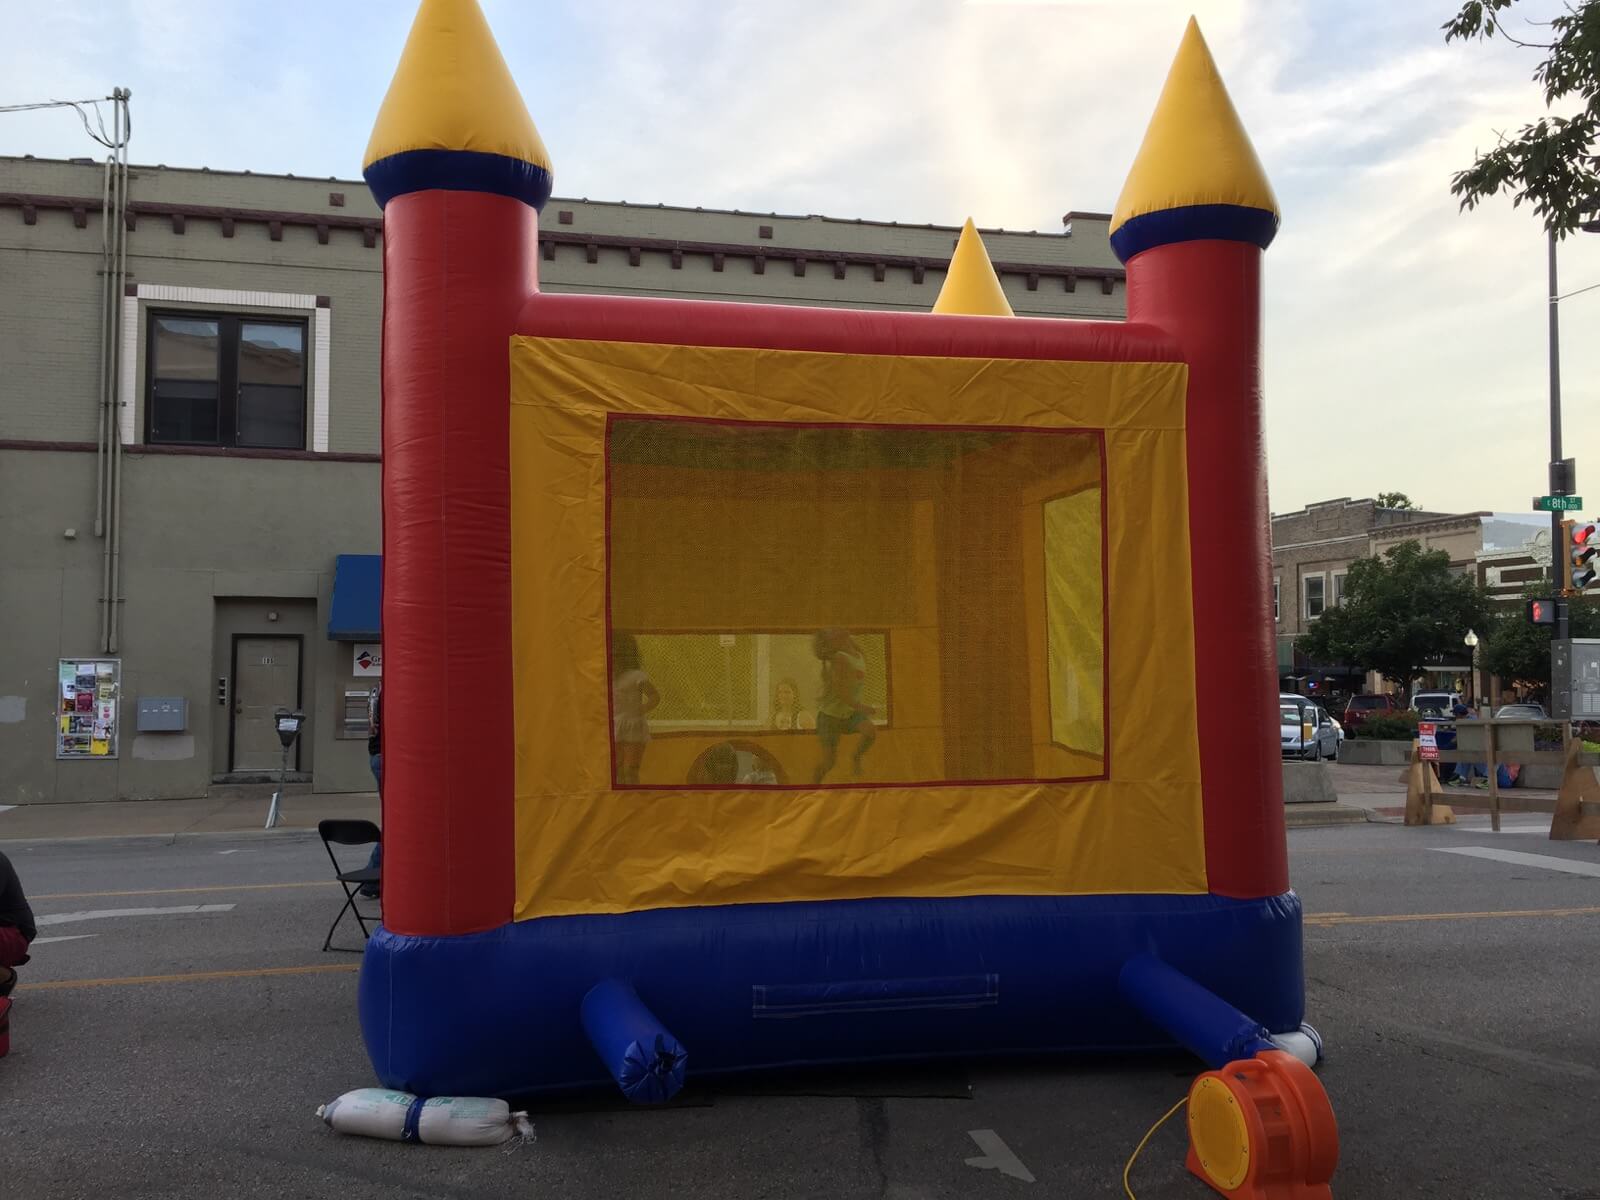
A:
[[97, 111, 119, 652], [105, 89, 131, 655], [94, 153, 111, 542]]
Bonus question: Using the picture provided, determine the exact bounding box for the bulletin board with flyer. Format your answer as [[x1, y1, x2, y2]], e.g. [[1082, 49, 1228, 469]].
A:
[[57, 658, 120, 759]]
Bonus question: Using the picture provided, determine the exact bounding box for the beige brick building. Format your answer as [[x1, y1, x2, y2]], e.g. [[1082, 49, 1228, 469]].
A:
[[0, 154, 1124, 802], [1271, 498, 1487, 700]]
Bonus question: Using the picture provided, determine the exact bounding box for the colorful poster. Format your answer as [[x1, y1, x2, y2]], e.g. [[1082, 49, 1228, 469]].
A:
[[353, 642, 383, 677], [58, 658, 119, 760]]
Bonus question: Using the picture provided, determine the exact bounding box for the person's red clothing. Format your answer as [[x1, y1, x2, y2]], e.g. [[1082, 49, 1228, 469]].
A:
[[0, 924, 29, 968]]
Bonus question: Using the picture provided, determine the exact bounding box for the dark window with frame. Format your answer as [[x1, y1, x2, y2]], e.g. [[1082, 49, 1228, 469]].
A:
[[146, 312, 307, 449]]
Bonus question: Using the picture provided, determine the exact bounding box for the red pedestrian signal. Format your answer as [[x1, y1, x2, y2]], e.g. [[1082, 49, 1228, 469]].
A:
[[1528, 598, 1556, 625]]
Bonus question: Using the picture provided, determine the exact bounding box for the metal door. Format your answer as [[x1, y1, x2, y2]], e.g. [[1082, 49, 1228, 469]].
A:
[[231, 635, 302, 771]]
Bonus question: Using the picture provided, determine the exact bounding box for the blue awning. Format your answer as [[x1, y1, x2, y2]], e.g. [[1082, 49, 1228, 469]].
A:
[[328, 554, 381, 641]]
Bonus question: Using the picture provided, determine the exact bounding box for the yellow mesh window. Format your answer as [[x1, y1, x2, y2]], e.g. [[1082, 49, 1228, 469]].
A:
[[607, 418, 1105, 786], [1045, 490, 1106, 754], [636, 632, 889, 733]]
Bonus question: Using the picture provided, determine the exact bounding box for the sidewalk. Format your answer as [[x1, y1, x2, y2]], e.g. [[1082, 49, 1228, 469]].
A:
[[1325, 760, 1560, 823], [0, 790, 379, 842]]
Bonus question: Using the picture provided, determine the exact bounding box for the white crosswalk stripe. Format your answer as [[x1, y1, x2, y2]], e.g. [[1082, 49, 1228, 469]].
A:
[[35, 903, 236, 926], [1432, 847, 1600, 877]]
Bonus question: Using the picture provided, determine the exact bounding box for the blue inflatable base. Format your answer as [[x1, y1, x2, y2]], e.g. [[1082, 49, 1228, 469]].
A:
[[359, 891, 1304, 1098]]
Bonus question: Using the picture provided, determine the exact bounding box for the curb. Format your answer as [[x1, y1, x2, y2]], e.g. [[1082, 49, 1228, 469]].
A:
[[1284, 805, 1370, 829], [0, 826, 325, 848]]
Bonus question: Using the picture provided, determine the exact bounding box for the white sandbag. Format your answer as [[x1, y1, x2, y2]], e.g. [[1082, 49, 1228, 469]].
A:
[[317, 1088, 533, 1147]]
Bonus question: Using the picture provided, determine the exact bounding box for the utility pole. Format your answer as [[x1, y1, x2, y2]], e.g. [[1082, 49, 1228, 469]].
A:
[[1548, 229, 1570, 641]]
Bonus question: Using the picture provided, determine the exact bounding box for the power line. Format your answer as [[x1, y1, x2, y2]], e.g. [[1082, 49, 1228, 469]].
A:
[[1552, 280, 1600, 303], [0, 95, 128, 149]]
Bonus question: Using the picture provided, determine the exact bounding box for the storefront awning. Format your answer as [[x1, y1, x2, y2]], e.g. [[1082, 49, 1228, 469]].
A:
[[328, 554, 381, 641]]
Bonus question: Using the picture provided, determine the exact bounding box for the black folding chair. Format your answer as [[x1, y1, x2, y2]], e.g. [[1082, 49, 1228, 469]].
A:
[[318, 819, 381, 952]]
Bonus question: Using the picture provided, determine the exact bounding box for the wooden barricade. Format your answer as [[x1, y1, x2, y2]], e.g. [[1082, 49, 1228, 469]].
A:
[[1551, 734, 1600, 841], [1403, 719, 1600, 840], [1404, 744, 1454, 826]]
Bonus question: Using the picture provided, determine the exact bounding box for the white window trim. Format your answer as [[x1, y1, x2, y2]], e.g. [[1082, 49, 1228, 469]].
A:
[[120, 284, 331, 452], [1302, 571, 1327, 621], [1273, 576, 1281, 624], [1331, 569, 1349, 608]]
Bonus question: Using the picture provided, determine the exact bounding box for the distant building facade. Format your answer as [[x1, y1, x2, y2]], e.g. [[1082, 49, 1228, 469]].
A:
[[1271, 497, 1486, 698], [1477, 528, 1552, 605], [0, 154, 1124, 802]]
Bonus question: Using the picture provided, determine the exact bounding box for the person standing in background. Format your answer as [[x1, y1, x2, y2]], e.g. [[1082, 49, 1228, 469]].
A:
[[612, 634, 661, 785], [811, 628, 877, 783], [361, 682, 383, 898]]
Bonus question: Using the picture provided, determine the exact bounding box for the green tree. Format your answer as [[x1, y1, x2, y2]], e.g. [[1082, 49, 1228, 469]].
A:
[[1376, 491, 1418, 510], [1481, 583, 1600, 688], [1444, 1, 1600, 236], [1297, 541, 1489, 697]]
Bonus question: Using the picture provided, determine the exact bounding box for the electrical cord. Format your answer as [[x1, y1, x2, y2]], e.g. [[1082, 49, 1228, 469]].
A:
[[0, 96, 126, 149], [1122, 1094, 1188, 1199]]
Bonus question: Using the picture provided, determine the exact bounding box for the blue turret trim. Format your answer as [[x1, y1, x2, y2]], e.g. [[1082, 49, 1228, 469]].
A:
[[1110, 203, 1278, 263], [364, 149, 553, 211]]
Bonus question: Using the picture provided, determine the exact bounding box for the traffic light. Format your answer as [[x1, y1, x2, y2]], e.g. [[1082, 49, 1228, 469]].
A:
[[1528, 598, 1556, 625], [1571, 520, 1599, 592]]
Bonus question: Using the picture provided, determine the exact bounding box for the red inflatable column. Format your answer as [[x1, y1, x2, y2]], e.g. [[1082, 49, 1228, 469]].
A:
[[378, 191, 538, 935], [1111, 18, 1286, 899], [361, 0, 555, 936], [1126, 242, 1287, 899]]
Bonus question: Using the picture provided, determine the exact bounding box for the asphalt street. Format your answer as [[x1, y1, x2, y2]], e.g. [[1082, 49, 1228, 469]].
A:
[[0, 817, 1597, 1199]]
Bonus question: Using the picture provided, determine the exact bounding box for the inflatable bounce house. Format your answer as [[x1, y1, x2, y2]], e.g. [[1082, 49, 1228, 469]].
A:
[[360, 1, 1337, 1193]]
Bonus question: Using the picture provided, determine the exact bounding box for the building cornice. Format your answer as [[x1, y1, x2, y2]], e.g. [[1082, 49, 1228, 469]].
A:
[[0, 191, 1126, 292]]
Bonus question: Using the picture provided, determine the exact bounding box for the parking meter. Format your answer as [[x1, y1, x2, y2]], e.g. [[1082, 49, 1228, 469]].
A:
[[265, 709, 305, 829], [275, 709, 304, 750]]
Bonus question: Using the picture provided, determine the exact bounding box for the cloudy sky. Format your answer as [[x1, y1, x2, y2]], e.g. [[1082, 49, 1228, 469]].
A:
[[5, 0, 1597, 517]]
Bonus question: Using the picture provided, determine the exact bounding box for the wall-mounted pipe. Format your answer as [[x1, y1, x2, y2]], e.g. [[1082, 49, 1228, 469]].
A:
[[105, 88, 130, 654], [93, 153, 112, 541]]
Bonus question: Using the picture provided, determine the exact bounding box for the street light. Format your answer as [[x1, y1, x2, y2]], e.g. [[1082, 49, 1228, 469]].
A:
[[1546, 220, 1600, 640], [1464, 628, 1480, 711]]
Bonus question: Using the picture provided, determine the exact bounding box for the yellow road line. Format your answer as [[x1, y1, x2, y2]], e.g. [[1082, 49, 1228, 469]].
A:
[[1306, 905, 1600, 926], [18, 963, 361, 991], [33, 880, 334, 901]]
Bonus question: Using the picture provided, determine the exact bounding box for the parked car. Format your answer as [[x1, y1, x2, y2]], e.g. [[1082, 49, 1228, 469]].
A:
[[1281, 699, 1338, 760], [1342, 693, 1398, 733], [1326, 712, 1346, 748], [1412, 691, 1465, 719], [1493, 703, 1548, 720]]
